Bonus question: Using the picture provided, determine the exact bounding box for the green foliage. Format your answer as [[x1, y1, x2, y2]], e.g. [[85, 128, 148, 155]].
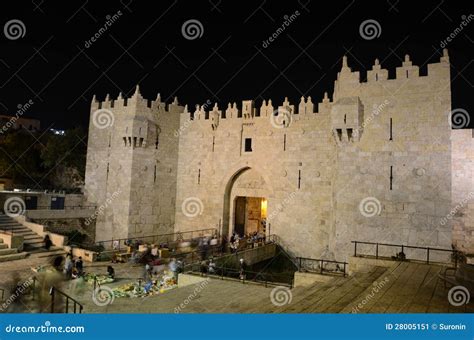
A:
[[0, 127, 87, 188]]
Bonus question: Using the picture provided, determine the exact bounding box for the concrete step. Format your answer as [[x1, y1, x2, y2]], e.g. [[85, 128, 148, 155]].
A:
[[0, 243, 7, 250], [0, 251, 28, 262], [0, 248, 18, 256]]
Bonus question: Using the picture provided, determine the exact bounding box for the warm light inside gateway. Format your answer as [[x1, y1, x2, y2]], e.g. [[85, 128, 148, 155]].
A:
[[261, 199, 267, 218]]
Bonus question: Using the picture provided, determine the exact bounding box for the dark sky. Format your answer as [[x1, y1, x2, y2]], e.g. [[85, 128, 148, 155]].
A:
[[0, 0, 472, 129]]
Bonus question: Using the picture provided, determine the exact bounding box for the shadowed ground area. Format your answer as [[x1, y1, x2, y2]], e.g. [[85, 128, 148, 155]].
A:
[[1, 257, 472, 313]]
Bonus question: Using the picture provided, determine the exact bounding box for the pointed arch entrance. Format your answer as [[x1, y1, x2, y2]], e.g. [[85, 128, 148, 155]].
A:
[[221, 166, 272, 238]]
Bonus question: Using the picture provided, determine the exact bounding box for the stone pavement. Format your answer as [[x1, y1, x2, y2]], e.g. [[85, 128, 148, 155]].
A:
[[1, 257, 472, 313]]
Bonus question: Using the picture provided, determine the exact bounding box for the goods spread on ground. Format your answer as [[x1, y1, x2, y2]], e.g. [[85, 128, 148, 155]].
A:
[[83, 273, 115, 285], [110, 271, 177, 298]]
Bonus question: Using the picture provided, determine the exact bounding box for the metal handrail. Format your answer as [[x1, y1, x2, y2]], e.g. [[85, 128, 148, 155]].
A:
[[185, 264, 294, 288], [351, 241, 459, 267], [296, 257, 348, 276], [49, 286, 83, 313], [77, 228, 219, 252], [25, 205, 97, 211]]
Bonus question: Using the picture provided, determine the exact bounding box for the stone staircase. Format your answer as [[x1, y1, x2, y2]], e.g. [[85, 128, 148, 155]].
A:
[[0, 237, 28, 262], [0, 214, 65, 260]]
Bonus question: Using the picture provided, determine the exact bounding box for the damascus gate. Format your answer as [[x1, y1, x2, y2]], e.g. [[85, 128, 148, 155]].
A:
[[84, 49, 473, 262]]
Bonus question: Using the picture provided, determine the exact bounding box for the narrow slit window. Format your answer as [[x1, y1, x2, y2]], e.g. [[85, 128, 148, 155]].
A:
[[198, 169, 201, 184], [155, 135, 159, 149], [336, 129, 342, 141], [139, 138, 144, 147], [347, 128, 353, 141], [212, 136, 215, 152], [106, 163, 110, 182], [154, 165, 157, 183], [244, 138, 252, 152], [283, 134, 287, 151], [298, 170, 301, 189], [390, 166, 393, 190], [389, 118, 393, 141]]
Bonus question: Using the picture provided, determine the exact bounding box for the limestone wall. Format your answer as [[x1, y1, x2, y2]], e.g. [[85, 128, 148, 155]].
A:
[[85, 50, 463, 262], [451, 129, 474, 253], [84, 88, 182, 242]]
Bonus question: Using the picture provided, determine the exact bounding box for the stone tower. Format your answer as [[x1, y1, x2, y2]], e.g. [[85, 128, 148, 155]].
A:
[[84, 86, 183, 242]]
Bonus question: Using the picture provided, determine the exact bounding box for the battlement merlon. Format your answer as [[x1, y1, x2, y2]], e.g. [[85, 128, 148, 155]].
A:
[[334, 49, 451, 100], [90, 85, 185, 115]]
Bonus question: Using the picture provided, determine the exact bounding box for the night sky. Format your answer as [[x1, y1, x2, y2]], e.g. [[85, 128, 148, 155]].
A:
[[0, 0, 472, 129]]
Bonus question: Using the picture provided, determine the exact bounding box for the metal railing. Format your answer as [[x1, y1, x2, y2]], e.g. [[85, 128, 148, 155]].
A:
[[185, 264, 294, 288], [49, 286, 83, 313], [296, 257, 348, 276], [26, 205, 97, 211], [351, 241, 459, 267], [73, 228, 219, 254]]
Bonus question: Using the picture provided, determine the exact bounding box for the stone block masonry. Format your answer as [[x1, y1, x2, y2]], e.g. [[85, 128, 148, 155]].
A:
[[85, 48, 472, 261]]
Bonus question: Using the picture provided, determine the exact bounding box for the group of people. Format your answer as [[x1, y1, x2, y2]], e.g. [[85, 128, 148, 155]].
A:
[[199, 258, 217, 275], [63, 253, 84, 279]]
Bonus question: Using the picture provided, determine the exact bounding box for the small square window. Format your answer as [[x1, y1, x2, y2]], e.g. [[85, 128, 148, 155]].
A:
[[244, 138, 252, 152]]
